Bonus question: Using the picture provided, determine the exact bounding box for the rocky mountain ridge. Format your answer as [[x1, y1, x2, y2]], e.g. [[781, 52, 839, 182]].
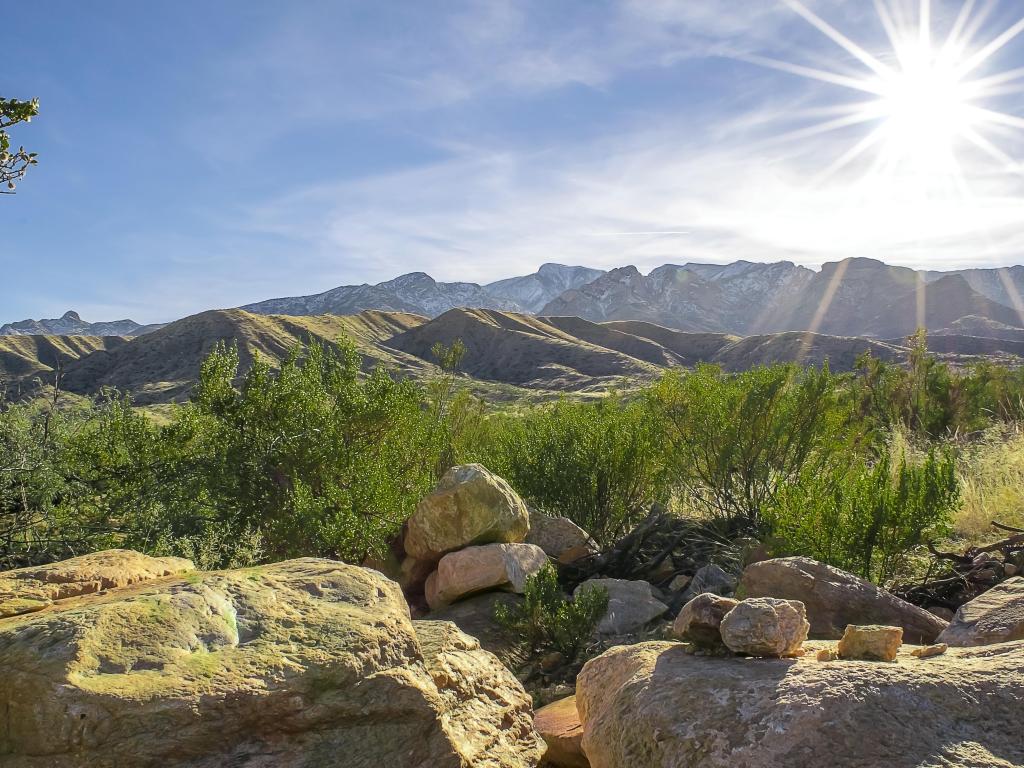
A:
[[0, 310, 161, 338]]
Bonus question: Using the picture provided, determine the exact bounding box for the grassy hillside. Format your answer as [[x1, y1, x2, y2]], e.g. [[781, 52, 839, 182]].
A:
[[0, 335, 128, 388]]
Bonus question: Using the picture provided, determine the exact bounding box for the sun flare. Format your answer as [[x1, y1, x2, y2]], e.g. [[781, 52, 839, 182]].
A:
[[757, 0, 1024, 191]]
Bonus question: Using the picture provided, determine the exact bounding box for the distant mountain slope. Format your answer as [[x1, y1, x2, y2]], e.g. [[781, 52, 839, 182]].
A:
[[6, 307, 1021, 405], [0, 311, 160, 338], [924, 265, 1024, 311], [55, 310, 433, 405], [241, 272, 525, 317], [485, 263, 605, 313], [0, 335, 129, 388], [384, 309, 659, 391]]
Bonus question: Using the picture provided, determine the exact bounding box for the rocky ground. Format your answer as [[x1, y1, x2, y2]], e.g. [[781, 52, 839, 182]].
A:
[[1, 464, 1022, 767]]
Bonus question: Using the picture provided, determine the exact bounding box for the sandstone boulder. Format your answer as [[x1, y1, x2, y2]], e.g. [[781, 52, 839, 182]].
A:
[[837, 624, 903, 662], [739, 556, 947, 643], [672, 593, 738, 647], [0, 549, 194, 619], [576, 640, 1024, 768], [937, 577, 1024, 647], [405, 464, 531, 561], [719, 597, 809, 657], [525, 510, 597, 563], [427, 543, 548, 609], [574, 579, 667, 635], [429, 591, 525, 664], [0, 557, 543, 768], [534, 695, 589, 768]]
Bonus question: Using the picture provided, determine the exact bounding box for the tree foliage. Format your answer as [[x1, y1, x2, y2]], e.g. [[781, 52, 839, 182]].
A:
[[1, 97, 39, 194]]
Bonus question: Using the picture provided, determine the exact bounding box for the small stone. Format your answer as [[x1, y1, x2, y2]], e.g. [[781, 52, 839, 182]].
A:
[[911, 643, 948, 659], [540, 651, 566, 672], [1005, 563, 1019, 577], [719, 597, 809, 658], [668, 574, 692, 593], [837, 625, 903, 662], [672, 593, 738, 647], [816, 647, 839, 662]]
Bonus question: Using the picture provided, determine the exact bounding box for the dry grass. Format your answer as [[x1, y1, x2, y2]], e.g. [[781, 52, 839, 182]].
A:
[[954, 424, 1024, 542]]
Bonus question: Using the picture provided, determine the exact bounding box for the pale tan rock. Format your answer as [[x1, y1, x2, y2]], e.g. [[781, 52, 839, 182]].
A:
[[405, 464, 530, 561], [0, 549, 194, 619], [937, 577, 1024, 647], [534, 695, 589, 768], [573, 579, 667, 635], [911, 643, 948, 658], [837, 624, 903, 662], [432, 543, 548, 607], [672, 593, 738, 647], [0, 558, 544, 768], [815, 647, 839, 661], [739, 557, 947, 643], [719, 597, 809, 657], [525, 509, 597, 561], [576, 640, 1024, 768]]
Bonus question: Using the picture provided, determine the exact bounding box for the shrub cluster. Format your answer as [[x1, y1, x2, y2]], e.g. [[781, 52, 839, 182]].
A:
[[1, 331, 1018, 583]]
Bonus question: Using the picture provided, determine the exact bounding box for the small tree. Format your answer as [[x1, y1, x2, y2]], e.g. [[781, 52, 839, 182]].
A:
[[1, 97, 39, 194]]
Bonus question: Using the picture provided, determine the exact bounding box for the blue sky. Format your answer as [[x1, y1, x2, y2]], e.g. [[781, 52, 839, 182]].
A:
[[4, 0, 1024, 323]]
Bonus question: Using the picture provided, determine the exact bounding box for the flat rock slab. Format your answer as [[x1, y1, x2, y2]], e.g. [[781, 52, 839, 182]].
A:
[[0, 557, 543, 768], [0, 549, 194, 619], [739, 557, 947, 643], [938, 577, 1024, 647], [577, 640, 1024, 768]]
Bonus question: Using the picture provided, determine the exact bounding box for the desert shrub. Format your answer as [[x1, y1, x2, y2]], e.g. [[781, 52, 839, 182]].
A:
[[494, 564, 608, 660], [654, 364, 853, 533], [764, 445, 959, 584], [483, 395, 669, 544]]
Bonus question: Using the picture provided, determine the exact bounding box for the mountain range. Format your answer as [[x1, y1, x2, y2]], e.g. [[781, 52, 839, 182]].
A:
[[0, 311, 161, 338], [9, 259, 1024, 341], [5, 257, 1024, 404]]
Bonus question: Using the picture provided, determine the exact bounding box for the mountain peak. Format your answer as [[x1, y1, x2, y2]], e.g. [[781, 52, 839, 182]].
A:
[[62, 310, 82, 322]]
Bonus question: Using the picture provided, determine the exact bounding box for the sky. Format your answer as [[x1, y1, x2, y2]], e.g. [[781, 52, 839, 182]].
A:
[[4, 0, 1024, 324]]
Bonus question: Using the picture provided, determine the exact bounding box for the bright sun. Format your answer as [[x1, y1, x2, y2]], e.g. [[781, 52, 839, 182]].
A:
[[751, 0, 1024, 189]]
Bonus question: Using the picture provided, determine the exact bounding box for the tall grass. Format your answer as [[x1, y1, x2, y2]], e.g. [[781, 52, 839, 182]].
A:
[[954, 425, 1024, 541]]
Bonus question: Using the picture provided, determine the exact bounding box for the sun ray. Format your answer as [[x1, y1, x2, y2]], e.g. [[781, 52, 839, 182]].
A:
[[958, 15, 1024, 77], [962, 127, 1024, 174], [736, 54, 886, 95], [813, 125, 889, 186], [920, 0, 931, 52], [943, 0, 978, 53], [765, 109, 886, 146], [783, 0, 894, 77], [971, 106, 1024, 131]]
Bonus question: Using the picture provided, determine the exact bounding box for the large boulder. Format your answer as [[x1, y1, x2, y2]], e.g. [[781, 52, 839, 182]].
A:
[[937, 577, 1024, 647], [574, 579, 667, 635], [576, 640, 1024, 768], [405, 464, 531, 561], [534, 695, 589, 768], [719, 597, 809, 658], [427, 543, 548, 609], [0, 557, 543, 768], [739, 557, 947, 643], [0, 549, 194, 619], [525, 510, 598, 564]]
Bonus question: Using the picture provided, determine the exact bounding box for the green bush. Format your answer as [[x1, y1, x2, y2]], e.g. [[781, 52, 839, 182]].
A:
[[654, 364, 853, 533], [483, 395, 669, 545], [765, 446, 959, 584], [494, 564, 608, 660]]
